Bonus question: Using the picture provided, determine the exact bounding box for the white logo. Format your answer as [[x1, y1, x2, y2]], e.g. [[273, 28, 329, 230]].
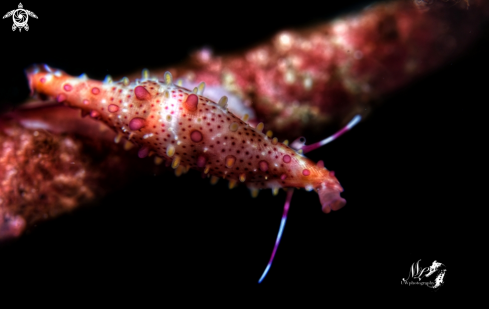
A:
[[3, 3, 38, 32], [401, 259, 446, 290]]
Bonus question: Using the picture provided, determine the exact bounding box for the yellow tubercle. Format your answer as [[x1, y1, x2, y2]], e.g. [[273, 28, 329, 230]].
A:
[[124, 141, 134, 150], [175, 165, 184, 176], [171, 156, 180, 169], [210, 175, 219, 185], [225, 156, 236, 168], [105, 75, 113, 84], [164, 71, 173, 85], [229, 122, 239, 132], [154, 157, 163, 165], [114, 132, 123, 144], [272, 188, 279, 196], [142, 69, 149, 80], [218, 96, 228, 109], [256, 122, 264, 132], [197, 82, 205, 95], [167, 145, 175, 157]]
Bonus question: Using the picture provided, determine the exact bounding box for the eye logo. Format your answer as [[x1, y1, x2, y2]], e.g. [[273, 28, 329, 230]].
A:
[[401, 259, 446, 291], [3, 3, 38, 32]]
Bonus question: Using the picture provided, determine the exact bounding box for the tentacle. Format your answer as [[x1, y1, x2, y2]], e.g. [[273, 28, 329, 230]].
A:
[[302, 115, 361, 154], [258, 115, 360, 282], [290, 136, 306, 150], [258, 189, 294, 284]]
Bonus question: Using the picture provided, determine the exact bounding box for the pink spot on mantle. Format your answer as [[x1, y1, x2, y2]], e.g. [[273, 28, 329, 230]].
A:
[[108, 104, 119, 113], [138, 146, 149, 158], [91, 87, 100, 95], [184, 94, 198, 111], [57, 94, 67, 102], [197, 155, 206, 168], [283, 155, 291, 163], [259, 160, 269, 172], [134, 86, 152, 101], [302, 169, 310, 176], [190, 130, 203, 142], [63, 84, 72, 92], [129, 117, 146, 130]]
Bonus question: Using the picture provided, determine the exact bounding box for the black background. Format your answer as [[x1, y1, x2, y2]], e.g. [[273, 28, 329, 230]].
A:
[[0, 0, 485, 297]]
